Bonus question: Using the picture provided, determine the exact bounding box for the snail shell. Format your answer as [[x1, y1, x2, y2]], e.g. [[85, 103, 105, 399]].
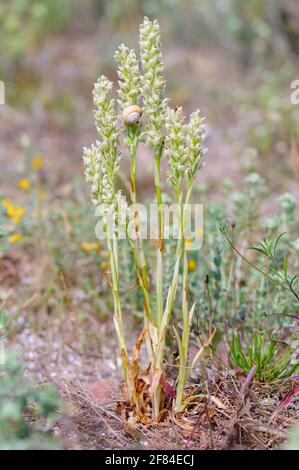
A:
[[121, 105, 142, 124]]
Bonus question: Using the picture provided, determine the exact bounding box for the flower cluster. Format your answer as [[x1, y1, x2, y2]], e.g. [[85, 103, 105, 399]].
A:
[[165, 107, 206, 189], [18, 178, 31, 190], [8, 233, 23, 243], [95, 190, 132, 240], [186, 110, 206, 180], [2, 199, 25, 224], [139, 17, 167, 147], [164, 107, 187, 190], [82, 143, 113, 205], [113, 191, 132, 238], [83, 72, 135, 243], [80, 241, 100, 253], [114, 44, 141, 111], [83, 76, 121, 206], [93, 76, 120, 180]]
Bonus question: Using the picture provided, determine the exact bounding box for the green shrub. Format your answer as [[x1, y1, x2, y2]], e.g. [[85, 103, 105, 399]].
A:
[[230, 332, 299, 382], [0, 351, 60, 450]]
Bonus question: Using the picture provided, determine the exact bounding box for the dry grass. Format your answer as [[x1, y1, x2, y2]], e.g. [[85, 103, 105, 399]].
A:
[[52, 371, 299, 450]]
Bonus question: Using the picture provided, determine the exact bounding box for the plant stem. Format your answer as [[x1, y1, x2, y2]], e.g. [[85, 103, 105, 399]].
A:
[[163, 181, 193, 329], [152, 181, 193, 419], [128, 126, 153, 324], [106, 235, 132, 398], [174, 250, 189, 411], [154, 145, 164, 327], [173, 181, 194, 411], [127, 126, 155, 368]]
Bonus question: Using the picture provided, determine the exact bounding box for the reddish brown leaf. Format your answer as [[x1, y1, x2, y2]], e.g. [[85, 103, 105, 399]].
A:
[[270, 384, 299, 421]]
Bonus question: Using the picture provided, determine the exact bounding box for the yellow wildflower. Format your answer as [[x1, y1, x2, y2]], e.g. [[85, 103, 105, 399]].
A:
[[80, 241, 100, 253], [100, 261, 110, 271], [8, 233, 23, 243], [2, 199, 15, 218], [31, 155, 43, 170], [12, 206, 25, 224], [2, 199, 25, 223], [99, 250, 109, 257], [18, 178, 31, 190], [188, 259, 197, 272]]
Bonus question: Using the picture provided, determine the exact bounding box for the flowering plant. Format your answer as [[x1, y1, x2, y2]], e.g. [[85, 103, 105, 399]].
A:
[[83, 17, 207, 421]]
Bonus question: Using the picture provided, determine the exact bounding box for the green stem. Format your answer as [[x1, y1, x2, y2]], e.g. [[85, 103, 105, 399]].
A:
[[221, 229, 287, 290], [154, 145, 164, 328], [175, 249, 190, 412], [106, 235, 132, 397], [128, 126, 153, 324], [127, 126, 155, 369], [175, 180, 195, 411], [162, 181, 193, 331], [152, 181, 193, 419]]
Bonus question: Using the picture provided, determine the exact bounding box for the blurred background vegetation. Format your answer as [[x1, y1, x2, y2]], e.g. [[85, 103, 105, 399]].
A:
[[1, 0, 299, 103], [1, 0, 299, 183]]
